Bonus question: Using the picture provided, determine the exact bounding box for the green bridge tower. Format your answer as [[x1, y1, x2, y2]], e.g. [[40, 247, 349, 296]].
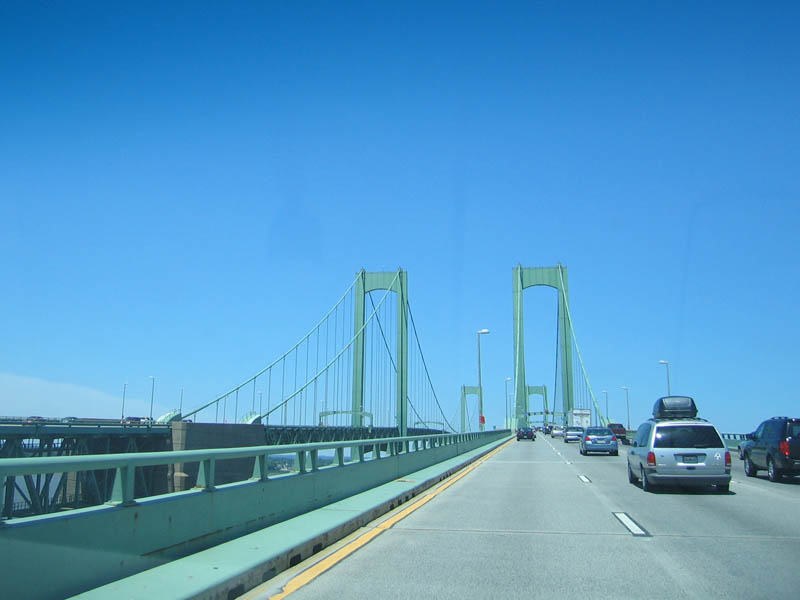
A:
[[352, 269, 408, 436], [513, 265, 574, 426]]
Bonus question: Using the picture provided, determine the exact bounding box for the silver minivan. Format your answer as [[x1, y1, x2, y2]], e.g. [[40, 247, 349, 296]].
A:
[[627, 397, 731, 493]]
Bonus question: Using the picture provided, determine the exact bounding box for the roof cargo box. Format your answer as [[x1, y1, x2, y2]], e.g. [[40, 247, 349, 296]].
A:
[[653, 396, 697, 419]]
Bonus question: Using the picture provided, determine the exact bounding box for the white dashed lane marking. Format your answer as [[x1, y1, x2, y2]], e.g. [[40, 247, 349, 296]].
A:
[[613, 512, 650, 537]]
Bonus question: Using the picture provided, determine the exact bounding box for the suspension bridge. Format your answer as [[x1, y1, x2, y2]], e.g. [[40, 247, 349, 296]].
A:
[[3, 264, 772, 600], [1, 265, 608, 516]]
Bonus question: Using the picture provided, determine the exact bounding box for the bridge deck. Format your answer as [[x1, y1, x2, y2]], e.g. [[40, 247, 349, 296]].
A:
[[71, 437, 507, 599], [252, 436, 799, 599]]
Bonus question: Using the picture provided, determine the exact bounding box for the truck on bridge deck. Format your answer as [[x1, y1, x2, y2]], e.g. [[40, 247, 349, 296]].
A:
[[568, 408, 591, 429]]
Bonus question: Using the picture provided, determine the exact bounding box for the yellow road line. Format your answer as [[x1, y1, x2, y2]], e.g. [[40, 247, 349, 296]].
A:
[[259, 439, 512, 600]]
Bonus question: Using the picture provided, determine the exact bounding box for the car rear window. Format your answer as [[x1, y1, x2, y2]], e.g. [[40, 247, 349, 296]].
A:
[[786, 422, 800, 438], [653, 425, 724, 449], [586, 428, 612, 435]]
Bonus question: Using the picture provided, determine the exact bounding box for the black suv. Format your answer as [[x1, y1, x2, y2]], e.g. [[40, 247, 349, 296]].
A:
[[741, 417, 800, 482]]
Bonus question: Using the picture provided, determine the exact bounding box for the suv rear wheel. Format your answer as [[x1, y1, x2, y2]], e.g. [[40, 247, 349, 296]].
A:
[[767, 457, 783, 482], [743, 454, 757, 477]]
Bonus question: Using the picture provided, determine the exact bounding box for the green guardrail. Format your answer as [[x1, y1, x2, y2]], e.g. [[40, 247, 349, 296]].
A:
[[0, 429, 509, 599]]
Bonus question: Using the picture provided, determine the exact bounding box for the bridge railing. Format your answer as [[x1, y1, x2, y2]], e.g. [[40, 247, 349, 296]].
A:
[[0, 430, 509, 600], [0, 430, 507, 518], [721, 432, 747, 451]]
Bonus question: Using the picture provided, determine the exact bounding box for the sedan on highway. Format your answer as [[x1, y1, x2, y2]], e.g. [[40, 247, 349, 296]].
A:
[[516, 427, 536, 441], [564, 426, 584, 443], [579, 427, 619, 455], [551, 425, 565, 438]]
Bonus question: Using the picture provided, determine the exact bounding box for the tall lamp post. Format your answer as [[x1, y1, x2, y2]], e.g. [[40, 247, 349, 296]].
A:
[[658, 360, 671, 396], [602, 390, 608, 424], [621, 386, 630, 430], [477, 328, 490, 431], [504, 377, 511, 429], [148, 376, 155, 423], [121, 382, 128, 421]]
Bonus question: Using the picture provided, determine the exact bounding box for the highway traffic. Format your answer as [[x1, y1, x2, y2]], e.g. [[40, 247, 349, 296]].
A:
[[251, 434, 800, 599]]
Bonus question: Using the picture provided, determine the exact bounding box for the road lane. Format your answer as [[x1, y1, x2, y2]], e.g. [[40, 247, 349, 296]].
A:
[[251, 435, 800, 600]]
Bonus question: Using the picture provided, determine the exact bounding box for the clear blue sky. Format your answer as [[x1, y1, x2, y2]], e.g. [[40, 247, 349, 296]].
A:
[[1, 2, 798, 432]]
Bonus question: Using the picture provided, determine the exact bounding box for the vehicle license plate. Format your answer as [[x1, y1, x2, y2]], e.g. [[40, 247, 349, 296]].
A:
[[683, 456, 697, 464]]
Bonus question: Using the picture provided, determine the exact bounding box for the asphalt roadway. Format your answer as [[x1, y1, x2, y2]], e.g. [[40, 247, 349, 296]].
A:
[[249, 435, 800, 600]]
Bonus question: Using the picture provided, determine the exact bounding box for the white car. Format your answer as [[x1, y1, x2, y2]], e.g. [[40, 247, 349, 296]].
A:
[[551, 426, 565, 438], [564, 427, 584, 443]]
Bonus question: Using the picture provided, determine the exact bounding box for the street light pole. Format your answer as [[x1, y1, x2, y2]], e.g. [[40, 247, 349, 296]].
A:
[[148, 376, 155, 422], [477, 328, 490, 432], [621, 386, 630, 430], [121, 382, 128, 421], [658, 360, 672, 396], [658, 360, 671, 396], [504, 377, 511, 429], [602, 390, 608, 424]]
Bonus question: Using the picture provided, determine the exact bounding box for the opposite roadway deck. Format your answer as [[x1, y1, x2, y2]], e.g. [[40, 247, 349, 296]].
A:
[[248, 435, 800, 600]]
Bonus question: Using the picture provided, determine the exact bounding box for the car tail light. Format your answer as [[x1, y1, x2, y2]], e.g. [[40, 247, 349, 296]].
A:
[[647, 452, 656, 466], [780, 441, 790, 456], [725, 451, 731, 467], [584, 436, 590, 441], [611, 436, 617, 442]]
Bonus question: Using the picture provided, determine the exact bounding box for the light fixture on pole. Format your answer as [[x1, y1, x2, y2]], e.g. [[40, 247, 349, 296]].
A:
[[658, 360, 671, 396], [148, 376, 155, 423], [621, 386, 630, 430], [477, 328, 490, 432], [504, 377, 511, 429], [121, 382, 128, 421]]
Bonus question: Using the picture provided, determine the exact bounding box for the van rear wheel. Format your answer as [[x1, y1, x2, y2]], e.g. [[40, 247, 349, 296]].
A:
[[640, 466, 651, 492]]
